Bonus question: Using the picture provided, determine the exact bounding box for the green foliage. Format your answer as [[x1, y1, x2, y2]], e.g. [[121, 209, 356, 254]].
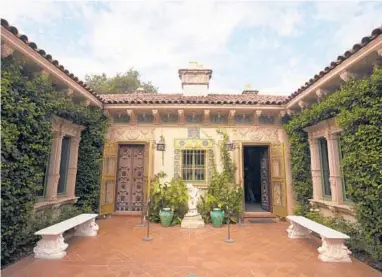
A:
[[148, 172, 189, 225], [197, 129, 244, 224], [1, 56, 107, 266], [284, 66, 382, 260], [85, 69, 158, 94], [17, 205, 82, 262]]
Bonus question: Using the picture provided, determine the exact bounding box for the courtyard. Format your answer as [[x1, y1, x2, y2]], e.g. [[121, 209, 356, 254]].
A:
[[2, 216, 380, 277]]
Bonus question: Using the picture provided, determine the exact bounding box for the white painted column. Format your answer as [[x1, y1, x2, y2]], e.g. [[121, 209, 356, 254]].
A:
[[45, 132, 64, 201], [308, 135, 323, 200], [65, 137, 81, 198], [325, 133, 343, 203]]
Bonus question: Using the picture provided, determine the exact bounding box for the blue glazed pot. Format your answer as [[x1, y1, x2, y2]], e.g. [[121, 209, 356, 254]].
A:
[[210, 208, 224, 228], [159, 208, 174, 227]]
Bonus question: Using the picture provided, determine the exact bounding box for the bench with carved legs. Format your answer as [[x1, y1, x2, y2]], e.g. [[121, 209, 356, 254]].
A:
[[33, 213, 99, 259], [286, 215, 351, 263]]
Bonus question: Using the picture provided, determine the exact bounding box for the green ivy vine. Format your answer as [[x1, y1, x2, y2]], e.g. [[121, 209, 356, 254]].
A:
[[1, 55, 107, 266], [284, 66, 382, 261], [197, 129, 244, 224]]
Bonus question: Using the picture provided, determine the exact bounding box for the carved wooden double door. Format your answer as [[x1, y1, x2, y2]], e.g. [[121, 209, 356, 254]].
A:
[[116, 145, 145, 212]]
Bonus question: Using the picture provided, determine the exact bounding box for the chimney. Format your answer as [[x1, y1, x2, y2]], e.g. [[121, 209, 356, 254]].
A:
[[178, 61, 212, 96], [242, 84, 259, 95]]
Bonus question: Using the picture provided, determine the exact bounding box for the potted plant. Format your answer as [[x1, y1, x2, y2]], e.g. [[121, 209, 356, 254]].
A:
[[148, 172, 188, 227], [159, 207, 174, 227], [210, 206, 225, 228], [197, 129, 244, 226]]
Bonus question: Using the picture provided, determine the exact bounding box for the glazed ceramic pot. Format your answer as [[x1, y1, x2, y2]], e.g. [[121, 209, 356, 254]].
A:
[[210, 208, 225, 228], [159, 208, 174, 227]]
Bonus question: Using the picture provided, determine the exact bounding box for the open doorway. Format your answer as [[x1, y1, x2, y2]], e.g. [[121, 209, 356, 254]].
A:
[[243, 146, 271, 212]]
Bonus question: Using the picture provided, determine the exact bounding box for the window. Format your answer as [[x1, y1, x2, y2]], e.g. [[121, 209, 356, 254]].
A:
[[318, 137, 331, 197], [37, 156, 50, 198], [338, 135, 349, 200], [182, 150, 206, 181], [57, 136, 71, 194]]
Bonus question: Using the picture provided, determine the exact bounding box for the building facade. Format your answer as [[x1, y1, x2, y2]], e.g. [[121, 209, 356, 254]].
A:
[[2, 18, 381, 222]]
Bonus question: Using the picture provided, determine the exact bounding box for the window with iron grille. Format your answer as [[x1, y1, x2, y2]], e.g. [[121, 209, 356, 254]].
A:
[[181, 150, 206, 181]]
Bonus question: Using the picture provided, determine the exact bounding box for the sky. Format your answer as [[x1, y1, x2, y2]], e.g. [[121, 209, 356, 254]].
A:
[[1, 1, 381, 95]]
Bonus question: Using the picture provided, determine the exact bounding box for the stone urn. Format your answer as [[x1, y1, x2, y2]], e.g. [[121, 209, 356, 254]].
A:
[[159, 208, 174, 227], [210, 208, 224, 228]]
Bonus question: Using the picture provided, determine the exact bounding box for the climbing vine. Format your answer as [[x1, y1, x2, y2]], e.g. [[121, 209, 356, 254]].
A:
[[284, 66, 382, 261], [1, 56, 107, 266], [197, 129, 244, 224]]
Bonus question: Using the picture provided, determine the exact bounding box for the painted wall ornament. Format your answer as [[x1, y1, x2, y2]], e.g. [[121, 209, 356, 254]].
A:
[[108, 126, 155, 142], [233, 127, 279, 142]]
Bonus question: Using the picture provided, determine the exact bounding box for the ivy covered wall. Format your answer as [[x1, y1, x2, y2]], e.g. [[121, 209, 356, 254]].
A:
[[284, 66, 382, 261], [1, 56, 107, 266]]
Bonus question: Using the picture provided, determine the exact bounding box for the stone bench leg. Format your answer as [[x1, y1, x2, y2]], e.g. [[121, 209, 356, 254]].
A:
[[286, 221, 311, 238], [33, 234, 68, 259], [74, 218, 99, 237], [318, 237, 352, 263]]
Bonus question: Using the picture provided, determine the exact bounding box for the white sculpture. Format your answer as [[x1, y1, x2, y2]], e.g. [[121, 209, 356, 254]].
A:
[[186, 183, 200, 216], [181, 183, 205, 228]]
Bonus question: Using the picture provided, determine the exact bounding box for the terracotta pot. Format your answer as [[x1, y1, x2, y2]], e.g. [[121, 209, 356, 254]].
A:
[[210, 208, 224, 228], [159, 208, 173, 227]]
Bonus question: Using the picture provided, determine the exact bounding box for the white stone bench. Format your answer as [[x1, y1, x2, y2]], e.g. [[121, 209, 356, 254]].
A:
[[33, 213, 99, 259], [286, 215, 351, 263]]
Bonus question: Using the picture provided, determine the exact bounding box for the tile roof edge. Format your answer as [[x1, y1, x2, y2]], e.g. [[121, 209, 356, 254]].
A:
[[285, 25, 382, 104], [1, 18, 103, 103]]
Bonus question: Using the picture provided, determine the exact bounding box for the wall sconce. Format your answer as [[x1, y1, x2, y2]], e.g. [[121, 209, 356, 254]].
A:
[[225, 140, 234, 151], [156, 136, 166, 152]]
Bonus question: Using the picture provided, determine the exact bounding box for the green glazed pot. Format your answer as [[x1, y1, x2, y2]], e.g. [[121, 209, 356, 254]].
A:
[[159, 208, 174, 227], [210, 208, 225, 228]]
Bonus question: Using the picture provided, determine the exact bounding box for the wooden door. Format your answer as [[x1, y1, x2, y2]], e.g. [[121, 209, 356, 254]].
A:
[[270, 143, 288, 217], [116, 145, 145, 212], [99, 142, 118, 215]]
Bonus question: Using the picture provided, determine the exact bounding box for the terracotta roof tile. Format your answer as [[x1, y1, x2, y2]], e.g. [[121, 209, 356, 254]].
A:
[[2, 18, 380, 106], [1, 18, 102, 101], [286, 26, 382, 102], [100, 93, 287, 105]]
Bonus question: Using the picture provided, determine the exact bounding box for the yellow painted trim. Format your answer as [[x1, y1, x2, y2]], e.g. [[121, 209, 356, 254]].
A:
[[282, 143, 288, 214], [147, 140, 153, 201]]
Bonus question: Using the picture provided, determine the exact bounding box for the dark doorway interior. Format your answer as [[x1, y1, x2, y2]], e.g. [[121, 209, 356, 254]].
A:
[[243, 146, 270, 212]]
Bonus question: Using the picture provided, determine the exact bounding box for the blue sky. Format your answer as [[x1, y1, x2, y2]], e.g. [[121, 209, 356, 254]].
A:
[[2, 1, 381, 95]]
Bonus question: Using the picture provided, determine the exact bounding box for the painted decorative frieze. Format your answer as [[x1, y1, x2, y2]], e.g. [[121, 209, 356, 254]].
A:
[[174, 139, 214, 149], [174, 149, 181, 178], [232, 126, 280, 143], [137, 113, 154, 123], [187, 127, 200, 139], [259, 115, 275, 125], [211, 114, 227, 124], [235, 114, 252, 124], [107, 126, 155, 142], [186, 113, 203, 123], [113, 114, 130, 123], [160, 113, 178, 123]]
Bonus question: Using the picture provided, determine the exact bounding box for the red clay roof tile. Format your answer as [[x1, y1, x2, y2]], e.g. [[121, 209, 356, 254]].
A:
[[2, 18, 381, 105], [100, 93, 287, 105], [1, 18, 102, 101]]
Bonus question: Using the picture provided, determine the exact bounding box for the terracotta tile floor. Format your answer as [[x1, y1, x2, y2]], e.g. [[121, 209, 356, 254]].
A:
[[2, 216, 381, 277]]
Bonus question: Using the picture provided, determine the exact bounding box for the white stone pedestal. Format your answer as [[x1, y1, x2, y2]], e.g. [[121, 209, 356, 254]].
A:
[[181, 214, 205, 229], [74, 219, 99, 236], [318, 237, 352, 263], [33, 234, 68, 259]]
